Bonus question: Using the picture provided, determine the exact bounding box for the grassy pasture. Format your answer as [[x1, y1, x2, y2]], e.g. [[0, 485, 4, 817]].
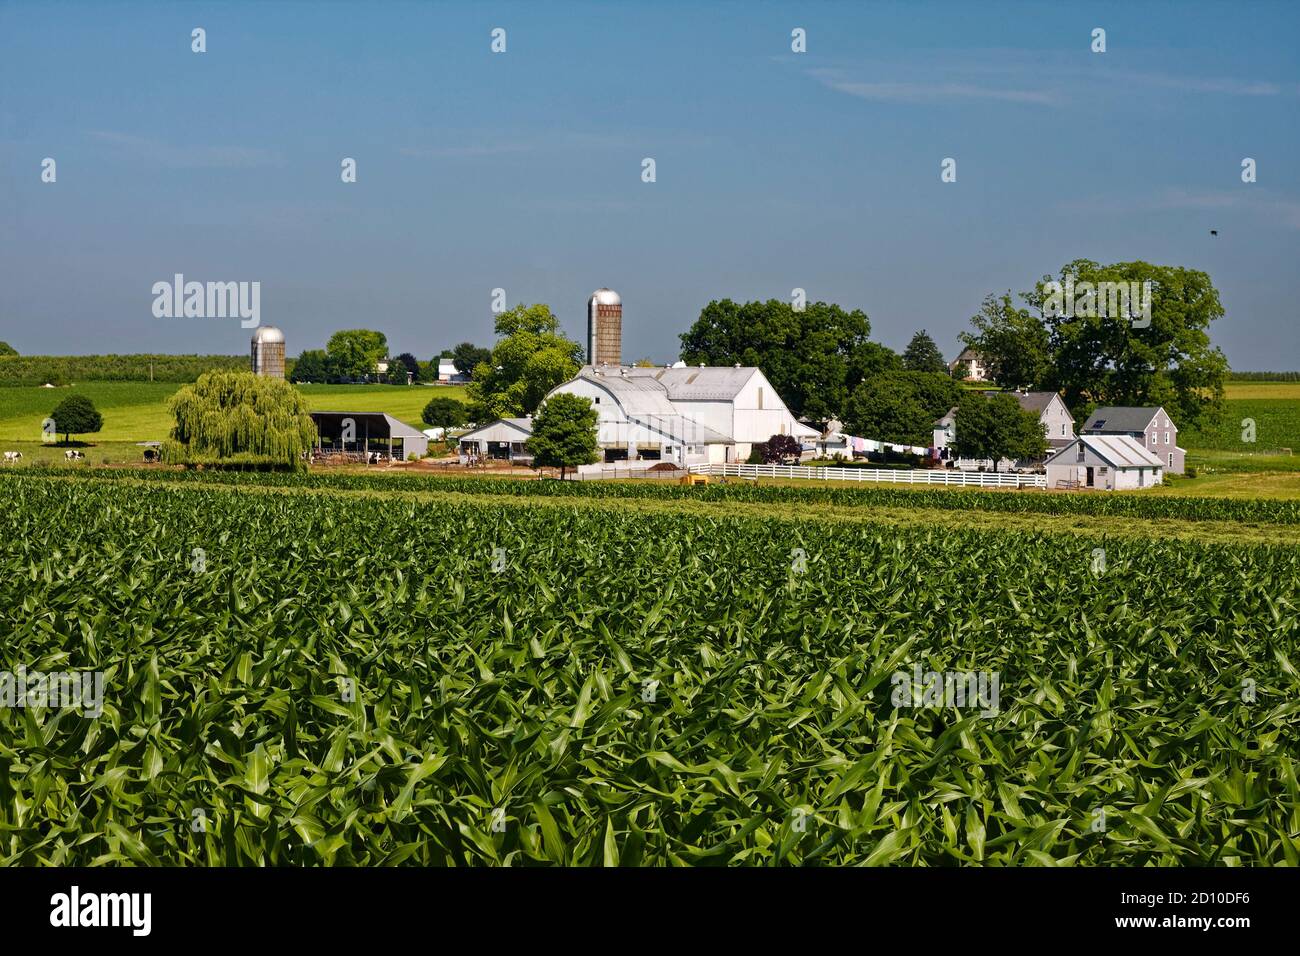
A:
[[0, 382, 468, 442]]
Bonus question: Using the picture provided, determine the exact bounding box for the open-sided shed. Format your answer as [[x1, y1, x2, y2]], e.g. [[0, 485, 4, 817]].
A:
[[309, 411, 429, 461]]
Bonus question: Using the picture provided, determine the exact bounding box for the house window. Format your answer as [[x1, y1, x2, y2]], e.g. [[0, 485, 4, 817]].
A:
[[1164, 431, 1170, 444], [1061, 423, 1066, 436], [593, 397, 600, 404], [1099, 466, 1108, 475], [1150, 432, 1157, 446], [1169, 453, 1174, 468], [1076, 444, 1085, 462]]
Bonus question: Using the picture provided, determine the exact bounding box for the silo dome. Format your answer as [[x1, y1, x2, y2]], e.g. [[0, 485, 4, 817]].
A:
[[251, 325, 285, 344], [589, 288, 621, 307]]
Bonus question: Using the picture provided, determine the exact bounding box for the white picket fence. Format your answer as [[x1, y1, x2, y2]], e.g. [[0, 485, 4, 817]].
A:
[[688, 462, 1047, 488]]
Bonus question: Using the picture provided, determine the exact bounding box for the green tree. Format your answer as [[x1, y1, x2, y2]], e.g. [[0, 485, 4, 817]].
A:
[[0, 342, 17, 356], [1028, 259, 1227, 429], [678, 298, 884, 421], [388, 352, 420, 384], [326, 329, 388, 382], [841, 371, 960, 445], [422, 396, 468, 431], [291, 349, 330, 383], [902, 330, 947, 374], [48, 394, 103, 444], [960, 292, 1051, 389], [525, 392, 600, 478], [166, 371, 316, 470], [451, 342, 492, 379], [467, 304, 584, 419], [951, 391, 1047, 465]]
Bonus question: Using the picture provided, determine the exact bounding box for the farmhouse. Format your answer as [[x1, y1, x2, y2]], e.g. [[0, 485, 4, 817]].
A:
[[933, 390, 1075, 463], [948, 347, 988, 382], [309, 411, 429, 461], [1044, 434, 1164, 490], [1080, 406, 1185, 474]]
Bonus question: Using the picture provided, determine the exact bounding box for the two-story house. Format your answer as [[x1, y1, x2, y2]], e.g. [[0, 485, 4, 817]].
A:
[[1080, 406, 1185, 474], [933, 391, 1074, 464]]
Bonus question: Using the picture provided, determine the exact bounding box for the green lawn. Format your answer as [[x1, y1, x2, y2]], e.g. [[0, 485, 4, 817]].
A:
[[0, 382, 468, 442]]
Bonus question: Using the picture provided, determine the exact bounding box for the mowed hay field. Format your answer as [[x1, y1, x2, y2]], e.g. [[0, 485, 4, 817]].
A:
[[0, 382, 468, 442], [1, 471, 1299, 866], [1181, 381, 1300, 452]]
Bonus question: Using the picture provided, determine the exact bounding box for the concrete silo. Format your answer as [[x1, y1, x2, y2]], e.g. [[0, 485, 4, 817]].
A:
[[250, 326, 286, 379], [587, 288, 622, 366]]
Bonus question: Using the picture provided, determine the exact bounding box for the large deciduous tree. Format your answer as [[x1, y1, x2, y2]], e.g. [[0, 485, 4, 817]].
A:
[[326, 329, 388, 382], [467, 304, 584, 419], [841, 371, 961, 446], [951, 391, 1046, 465], [678, 299, 885, 421], [451, 342, 492, 379], [526, 392, 600, 478], [291, 349, 330, 383], [166, 371, 316, 470], [422, 396, 468, 431], [962, 261, 1227, 429], [49, 394, 103, 444], [959, 293, 1052, 390]]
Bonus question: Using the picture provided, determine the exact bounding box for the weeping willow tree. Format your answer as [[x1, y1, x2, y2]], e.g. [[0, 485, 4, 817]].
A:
[[166, 371, 316, 470]]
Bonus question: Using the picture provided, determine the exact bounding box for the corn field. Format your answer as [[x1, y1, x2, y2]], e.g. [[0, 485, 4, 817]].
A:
[[1, 472, 1298, 865], [33, 465, 1300, 525]]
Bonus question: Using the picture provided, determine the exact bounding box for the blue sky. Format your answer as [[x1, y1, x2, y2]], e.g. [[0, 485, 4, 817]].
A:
[[1, 0, 1297, 368]]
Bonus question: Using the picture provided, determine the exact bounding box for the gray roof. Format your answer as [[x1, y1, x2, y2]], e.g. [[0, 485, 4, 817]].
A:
[[628, 413, 732, 444], [458, 418, 533, 441], [1081, 407, 1165, 433], [613, 364, 759, 401], [1045, 434, 1164, 468], [933, 406, 958, 428], [309, 411, 426, 439], [577, 372, 679, 416]]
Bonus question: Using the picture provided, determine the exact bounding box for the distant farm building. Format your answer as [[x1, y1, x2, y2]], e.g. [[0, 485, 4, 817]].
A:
[[458, 418, 534, 463], [948, 347, 988, 382], [1081, 406, 1185, 474], [933, 390, 1075, 465], [1044, 434, 1164, 490], [309, 411, 428, 461], [437, 357, 467, 383]]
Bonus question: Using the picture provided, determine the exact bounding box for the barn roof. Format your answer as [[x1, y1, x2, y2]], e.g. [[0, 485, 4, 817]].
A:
[[612, 365, 759, 401], [577, 371, 679, 416], [1081, 407, 1165, 433], [309, 411, 426, 439], [1046, 434, 1164, 469]]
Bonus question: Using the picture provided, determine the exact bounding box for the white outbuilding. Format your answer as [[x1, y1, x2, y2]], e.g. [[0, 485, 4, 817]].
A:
[[1044, 434, 1165, 490]]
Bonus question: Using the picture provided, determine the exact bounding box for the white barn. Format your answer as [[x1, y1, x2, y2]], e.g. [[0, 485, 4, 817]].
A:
[[1044, 434, 1165, 490], [546, 365, 818, 465]]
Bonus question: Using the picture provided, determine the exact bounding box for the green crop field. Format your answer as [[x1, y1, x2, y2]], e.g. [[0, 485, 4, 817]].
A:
[[1, 471, 1298, 866], [0, 382, 469, 442]]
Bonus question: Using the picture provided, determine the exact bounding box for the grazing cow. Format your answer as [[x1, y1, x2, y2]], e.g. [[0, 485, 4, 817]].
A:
[[3, 451, 21, 462]]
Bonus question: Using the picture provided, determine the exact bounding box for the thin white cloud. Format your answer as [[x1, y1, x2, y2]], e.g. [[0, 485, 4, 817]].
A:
[[811, 70, 1058, 106]]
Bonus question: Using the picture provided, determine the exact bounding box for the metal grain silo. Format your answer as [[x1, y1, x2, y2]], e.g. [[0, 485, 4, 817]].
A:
[[250, 326, 286, 379], [587, 288, 622, 366]]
